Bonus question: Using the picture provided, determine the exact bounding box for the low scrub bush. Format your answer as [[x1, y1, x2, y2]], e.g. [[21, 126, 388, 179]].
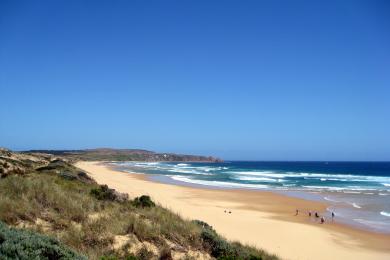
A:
[[201, 228, 233, 258], [133, 195, 155, 208], [0, 221, 85, 260], [192, 219, 213, 230], [91, 185, 118, 201], [91, 185, 128, 202]]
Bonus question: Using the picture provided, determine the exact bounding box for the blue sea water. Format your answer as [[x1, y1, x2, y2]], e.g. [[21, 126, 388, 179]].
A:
[[112, 161, 390, 233]]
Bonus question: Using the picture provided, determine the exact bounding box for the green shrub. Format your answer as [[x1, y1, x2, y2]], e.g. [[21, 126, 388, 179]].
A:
[[192, 219, 213, 230], [91, 185, 128, 202], [91, 185, 118, 201], [201, 228, 233, 258], [59, 171, 78, 181], [0, 221, 85, 260], [133, 195, 155, 208]]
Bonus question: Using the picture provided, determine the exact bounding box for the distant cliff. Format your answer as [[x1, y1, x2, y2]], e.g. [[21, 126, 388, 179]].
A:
[[23, 148, 223, 162]]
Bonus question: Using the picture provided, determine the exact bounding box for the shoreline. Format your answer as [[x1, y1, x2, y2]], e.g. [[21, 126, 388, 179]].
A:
[[141, 173, 389, 235], [76, 161, 390, 260]]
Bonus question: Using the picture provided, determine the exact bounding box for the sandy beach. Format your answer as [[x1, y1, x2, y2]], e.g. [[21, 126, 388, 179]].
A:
[[76, 161, 390, 260]]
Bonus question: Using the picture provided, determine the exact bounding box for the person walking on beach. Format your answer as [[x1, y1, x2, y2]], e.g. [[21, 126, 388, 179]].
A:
[[332, 212, 335, 219], [295, 209, 299, 216], [315, 212, 319, 218], [309, 211, 312, 217], [320, 217, 325, 224]]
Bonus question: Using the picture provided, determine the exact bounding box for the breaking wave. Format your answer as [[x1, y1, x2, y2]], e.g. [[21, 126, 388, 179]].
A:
[[380, 211, 390, 217], [170, 176, 269, 189]]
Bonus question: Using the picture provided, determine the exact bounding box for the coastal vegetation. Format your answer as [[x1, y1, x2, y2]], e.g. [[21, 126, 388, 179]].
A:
[[0, 221, 85, 260], [0, 148, 277, 259]]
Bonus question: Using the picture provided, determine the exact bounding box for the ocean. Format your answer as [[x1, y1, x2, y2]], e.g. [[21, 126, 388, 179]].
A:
[[112, 161, 390, 234]]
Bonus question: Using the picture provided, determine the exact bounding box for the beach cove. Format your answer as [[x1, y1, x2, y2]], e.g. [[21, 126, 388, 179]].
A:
[[76, 161, 390, 260]]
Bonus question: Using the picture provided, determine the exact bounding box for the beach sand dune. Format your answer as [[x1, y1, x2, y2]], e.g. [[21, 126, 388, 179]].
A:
[[76, 161, 390, 260]]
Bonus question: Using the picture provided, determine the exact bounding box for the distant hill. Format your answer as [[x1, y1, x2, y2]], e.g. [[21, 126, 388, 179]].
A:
[[23, 148, 223, 162]]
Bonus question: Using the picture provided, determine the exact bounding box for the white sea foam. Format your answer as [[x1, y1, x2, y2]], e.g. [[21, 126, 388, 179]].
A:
[[303, 185, 345, 191], [351, 203, 362, 209], [346, 186, 377, 191], [131, 162, 161, 168], [176, 163, 189, 166], [136, 162, 160, 166], [328, 178, 349, 181], [342, 191, 361, 194], [170, 175, 269, 189], [380, 211, 390, 217], [324, 197, 341, 203], [168, 169, 211, 175], [234, 176, 281, 182], [229, 171, 390, 184], [302, 185, 380, 193], [382, 183, 390, 187], [354, 218, 390, 230], [229, 171, 283, 178], [197, 166, 221, 172], [175, 165, 222, 172], [124, 170, 142, 174]]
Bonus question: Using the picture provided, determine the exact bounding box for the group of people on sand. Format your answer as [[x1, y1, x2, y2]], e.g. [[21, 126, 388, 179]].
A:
[[295, 209, 335, 224]]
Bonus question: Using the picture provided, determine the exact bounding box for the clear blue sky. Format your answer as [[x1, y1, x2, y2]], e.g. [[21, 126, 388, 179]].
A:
[[1, 0, 389, 160]]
